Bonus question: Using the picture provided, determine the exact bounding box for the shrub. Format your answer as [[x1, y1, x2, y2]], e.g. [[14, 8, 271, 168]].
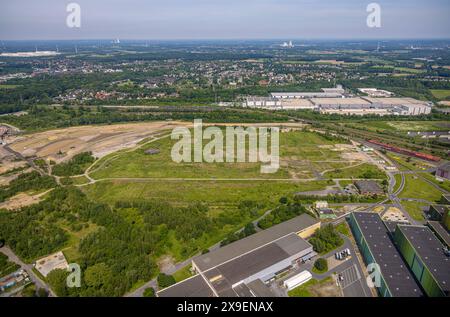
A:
[[157, 273, 176, 289], [143, 287, 155, 297], [314, 258, 328, 272]]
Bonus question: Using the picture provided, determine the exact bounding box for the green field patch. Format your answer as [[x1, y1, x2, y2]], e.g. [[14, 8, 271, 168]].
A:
[[431, 89, 450, 100], [418, 172, 450, 193], [401, 201, 428, 222], [90, 130, 350, 180], [0, 84, 21, 89], [323, 163, 386, 179], [173, 265, 193, 283], [398, 174, 443, 203], [84, 179, 329, 208]]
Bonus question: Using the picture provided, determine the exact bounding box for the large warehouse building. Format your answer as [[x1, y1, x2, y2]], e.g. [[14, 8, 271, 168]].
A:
[[244, 86, 432, 115], [348, 212, 423, 297], [157, 214, 320, 297], [394, 225, 450, 297]]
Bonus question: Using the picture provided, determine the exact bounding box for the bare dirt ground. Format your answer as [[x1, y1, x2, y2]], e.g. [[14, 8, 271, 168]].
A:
[[0, 146, 29, 176], [7, 121, 308, 164], [0, 168, 33, 186], [0, 190, 51, 210], [310, 277, 341, 297], [157, 255, 176, 272], [8, 121, 188, 163], [382, 207, 409, 222]]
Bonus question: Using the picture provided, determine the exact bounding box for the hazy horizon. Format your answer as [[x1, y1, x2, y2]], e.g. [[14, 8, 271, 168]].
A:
[[1, 0, 449, 41]]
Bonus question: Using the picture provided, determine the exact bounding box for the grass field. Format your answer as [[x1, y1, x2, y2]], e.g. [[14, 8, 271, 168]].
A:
[[398, 174, 443, 203], [323, 163, 386, 179], [393, 174, 403, 193], [84, 179, 330, 208], [81, 129, 385, 261], [90, 130, 353, 180], [173, 265, 193, 283], [348, 121, 449, 134], [418, 172, 450, 193], [401, 201, 428, 221], [431, 89, 450, 100], [0, 84, 21, 89]]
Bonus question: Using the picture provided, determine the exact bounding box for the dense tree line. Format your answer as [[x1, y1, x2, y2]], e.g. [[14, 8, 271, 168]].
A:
[[258, 201, 307, 230], [293, 194, 382, 204], [0, 171, 56, 203], [1, 105, 290, 132], [52, 152, 95, 176]]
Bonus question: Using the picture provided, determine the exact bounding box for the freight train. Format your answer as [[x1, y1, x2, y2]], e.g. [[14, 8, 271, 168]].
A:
[[367, 139, 441, 162]]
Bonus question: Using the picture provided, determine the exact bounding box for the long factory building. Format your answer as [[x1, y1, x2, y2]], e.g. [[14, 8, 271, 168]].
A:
[[244, 87, 432, 116], [157, 214, 320, 297], [349, 212, 450, 297]]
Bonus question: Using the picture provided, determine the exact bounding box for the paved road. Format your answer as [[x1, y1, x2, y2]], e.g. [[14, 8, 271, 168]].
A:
[[0, 246, 55, 297]]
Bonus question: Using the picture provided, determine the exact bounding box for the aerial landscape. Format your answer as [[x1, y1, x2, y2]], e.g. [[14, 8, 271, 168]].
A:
[[0, 0, 449, 309]]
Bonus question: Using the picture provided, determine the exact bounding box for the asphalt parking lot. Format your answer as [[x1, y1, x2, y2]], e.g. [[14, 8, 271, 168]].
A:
[[338, 263, 371, 297]]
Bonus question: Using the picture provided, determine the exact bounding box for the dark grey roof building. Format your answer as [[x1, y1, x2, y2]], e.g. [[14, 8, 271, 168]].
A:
[[348, 212, 423, 297], [428, 221, 450, 248], [157, 214, 320, 297], [354, 180, 384, 195], [395, 225, 450, 297]]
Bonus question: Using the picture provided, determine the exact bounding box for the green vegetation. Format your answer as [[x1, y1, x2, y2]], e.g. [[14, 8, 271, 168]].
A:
[[90, 130, 351, 180], [0, 253, 19, 277], [313, 258, 328, 274], [393, 174, 403, 193], [84, 179, 328, 260], [388, 154, 432, 171], [52, 152, 95, 177], [309, 224, 344, 254], [143, 287, 156, 297], [419, 172, 450, 193], [1, 105, 290, 132], [431, 89, 450, 100], [258, 202, 307, 229], [0, 171, 56, 203], [221, 223, 256, 247], [173, 265, 193, 283], [324, 163, 386, 179], [157, 273, 176, 289], [399, 174, 443, 203], [335, 222, 350, 237], [294, 193, 383, 204], [287, 277, 333, 297], [2, 187, 158, 296], [21, 284, 37, 297], [0, 84, 21, 89], [401, 201, 428, 222]]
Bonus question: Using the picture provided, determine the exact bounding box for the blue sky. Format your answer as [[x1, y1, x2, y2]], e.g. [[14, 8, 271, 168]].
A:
[[1, 0, 449, 40]]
